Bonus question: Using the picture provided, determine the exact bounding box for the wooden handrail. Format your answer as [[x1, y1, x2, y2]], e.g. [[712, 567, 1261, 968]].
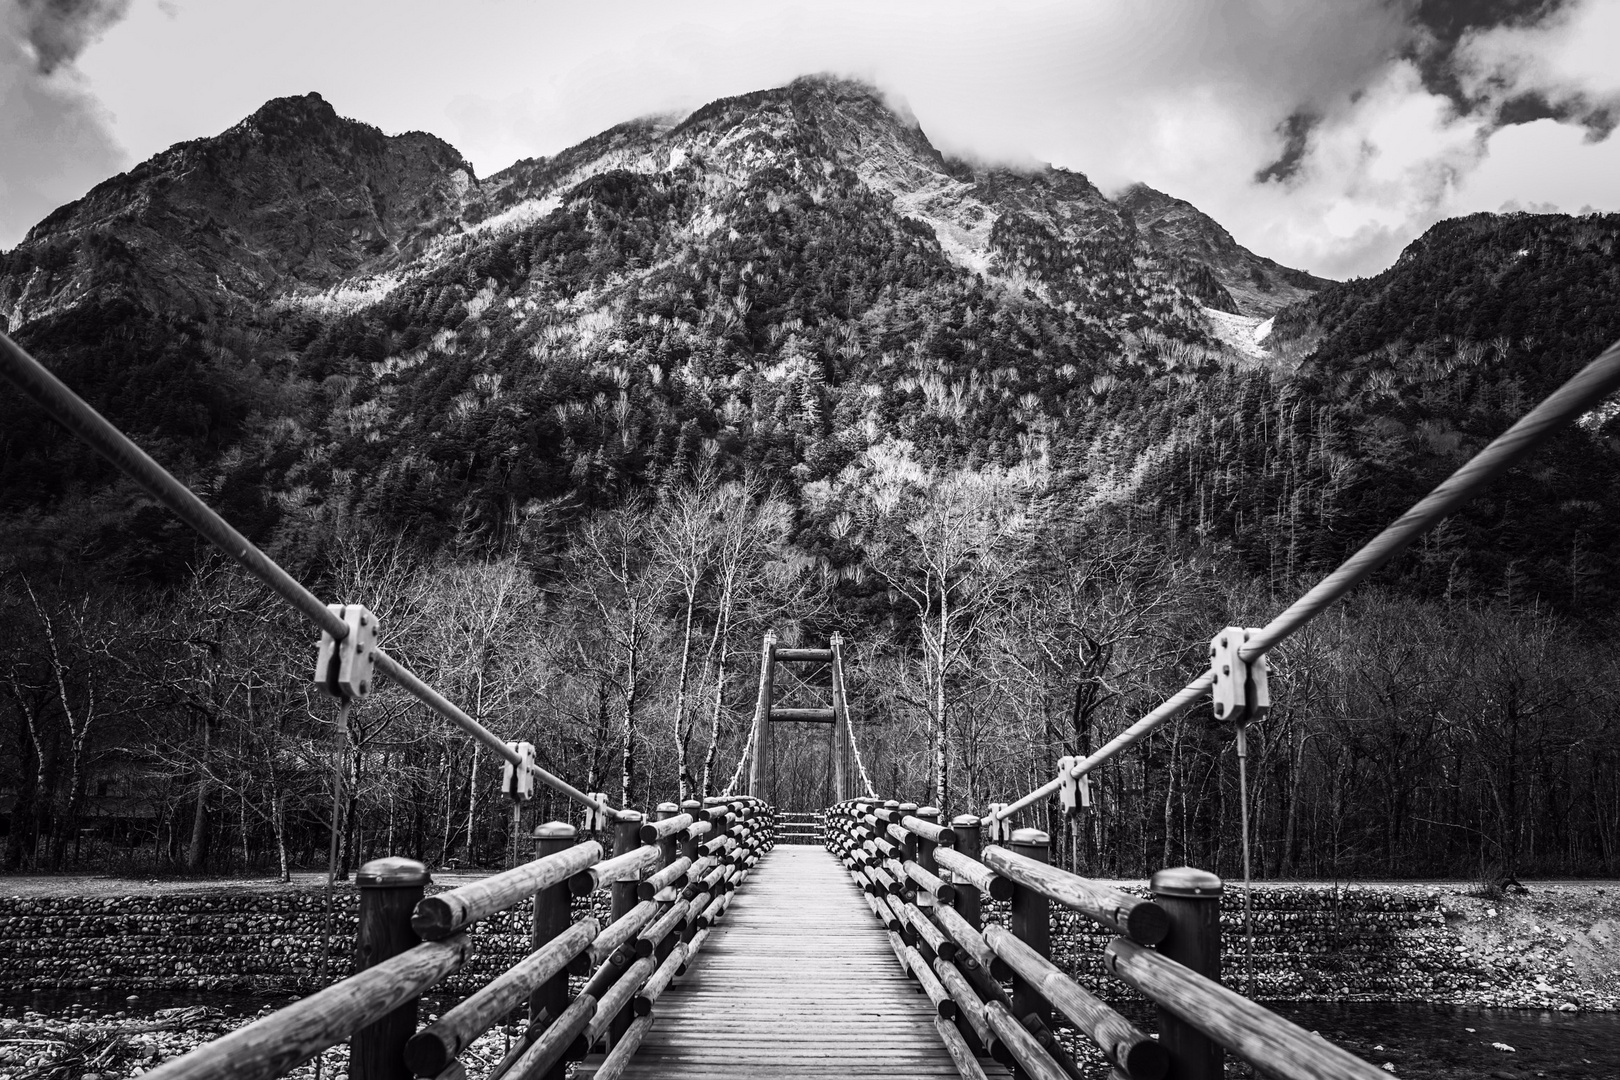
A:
[[637, 855, 692, 900], [933, 848, 1014, 901], [984, 925, 1167, 1079], [901, 814, 957, 846], [570, 845, 661, 896], [981, 844, 1168, 944], [144, 936, 469, 1080], [983, 1000, 1068, 1080], [639, 813, 696, 843], [1105, 939, 1389, 1080], [412, 842, 602, 940], [405, 920, 596, 1076]]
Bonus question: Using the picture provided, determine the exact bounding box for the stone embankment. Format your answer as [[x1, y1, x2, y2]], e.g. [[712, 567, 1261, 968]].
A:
[[1, 878, 1615, 1009], [1047, 882, 1620, 1012], [0, 884, 607, 998]]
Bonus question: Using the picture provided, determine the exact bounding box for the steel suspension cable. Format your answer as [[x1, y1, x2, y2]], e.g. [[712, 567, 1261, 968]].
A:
[[0, 330, 628, 823], [989, 337, 1620, 824]]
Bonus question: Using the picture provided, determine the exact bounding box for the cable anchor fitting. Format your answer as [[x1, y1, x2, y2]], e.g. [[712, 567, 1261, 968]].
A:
[[582, 793, 610, 832], [1209, 625, 1269, 727], [313, 604, 377, 701], [986, 803, 1013, 842], [501, 742, 536, 802]]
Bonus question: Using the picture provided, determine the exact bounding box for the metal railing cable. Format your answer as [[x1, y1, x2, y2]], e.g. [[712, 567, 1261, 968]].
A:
[[848, 717, 877, 799], [0, 330, 628, 823], [721, 708, 758, 798], [988, 336, 1620, 825]]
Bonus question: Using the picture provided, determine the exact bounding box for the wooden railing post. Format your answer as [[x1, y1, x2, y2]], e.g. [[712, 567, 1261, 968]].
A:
[[950, 814, 983, 930], [352, 857, 429, 1080], [896, 801, 920, 867], [1007, 828, 1051, 1080], [529, 821, 577, 1079], [678, 799, 702, 945], [609, 810, 645, 1047], [915, 806, 941, 879], [1151, 867, 1224, 1080], [653, 802, 681, 962]]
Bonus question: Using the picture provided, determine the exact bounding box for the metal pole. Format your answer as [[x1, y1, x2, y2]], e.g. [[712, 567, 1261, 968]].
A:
[[1151, 867, 1224, 1080]]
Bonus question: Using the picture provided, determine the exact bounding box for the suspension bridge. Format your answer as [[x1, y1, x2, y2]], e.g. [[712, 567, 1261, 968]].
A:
[[3, 327, 1619, 1080]]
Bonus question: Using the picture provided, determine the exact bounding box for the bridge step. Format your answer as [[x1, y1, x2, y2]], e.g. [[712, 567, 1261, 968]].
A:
[[604, 845, 1005, 1078]]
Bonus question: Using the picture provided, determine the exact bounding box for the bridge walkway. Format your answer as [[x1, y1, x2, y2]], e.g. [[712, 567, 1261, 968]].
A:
[[608, 845, 1003, 1079]]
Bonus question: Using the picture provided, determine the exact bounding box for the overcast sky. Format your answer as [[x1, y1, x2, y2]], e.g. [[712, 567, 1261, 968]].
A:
[[3, 0, 1617, 278]]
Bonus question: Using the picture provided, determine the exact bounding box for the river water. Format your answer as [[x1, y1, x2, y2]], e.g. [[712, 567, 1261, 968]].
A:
[[4, 991, 1618, 1078]]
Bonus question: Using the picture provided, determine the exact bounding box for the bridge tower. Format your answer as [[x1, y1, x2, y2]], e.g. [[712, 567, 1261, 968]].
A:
[[744, 631, 858, 807]]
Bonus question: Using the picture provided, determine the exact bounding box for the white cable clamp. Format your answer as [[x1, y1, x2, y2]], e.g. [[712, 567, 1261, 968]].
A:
[[502, 742, 536, 802], [1209, 626, 1270, 724], [986, 803, 1012, 842], [313, 604, 377, 701], [582, 792, 610, 832], [1058, 756, 1078, 814], [1078, 773, 1092, 809]]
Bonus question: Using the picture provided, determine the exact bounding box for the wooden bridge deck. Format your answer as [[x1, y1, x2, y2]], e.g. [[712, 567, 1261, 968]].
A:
[[610, 845, 1005, 1079]]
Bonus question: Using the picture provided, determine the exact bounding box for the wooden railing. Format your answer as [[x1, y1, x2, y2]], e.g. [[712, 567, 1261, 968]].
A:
[[146, 796, 776, 1080], [825, 798, 1387, 1080]]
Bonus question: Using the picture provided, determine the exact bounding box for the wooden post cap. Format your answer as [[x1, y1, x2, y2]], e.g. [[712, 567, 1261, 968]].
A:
[[680, 799, 702, 811], [1009, 828, 1049, 847], [898, 802, 919, 813], [951, 813, 981, 828], [355, 857, 429, 888], [918, 806, 940, 818], [1150, 866, 1223, 898], [533, 821, 578, 841], [620, 809, 645, 822], [657, 802, 680, 814]]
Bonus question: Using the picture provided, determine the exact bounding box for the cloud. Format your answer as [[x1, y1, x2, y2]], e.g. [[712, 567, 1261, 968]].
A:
[[1, 0, 129, 249], [5, 0, 1617, 276], [16, 0, 130, 74]]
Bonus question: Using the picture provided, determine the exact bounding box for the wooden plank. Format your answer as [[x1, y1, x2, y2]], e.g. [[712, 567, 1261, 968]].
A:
[[612, 846, 1007, 1079]]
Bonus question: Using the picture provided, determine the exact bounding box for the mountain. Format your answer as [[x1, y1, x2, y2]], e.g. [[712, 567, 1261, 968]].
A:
[[2, 93, 474, 325], [1118, 183, 1328, 317], [0, 76, 1616, 612]]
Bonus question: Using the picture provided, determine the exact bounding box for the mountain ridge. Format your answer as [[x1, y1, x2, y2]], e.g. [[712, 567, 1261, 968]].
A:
[[1, 75, 1616, 618]]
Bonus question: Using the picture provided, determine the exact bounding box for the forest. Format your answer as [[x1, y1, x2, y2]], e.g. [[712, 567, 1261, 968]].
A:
[[2, 83, 1618, 886]]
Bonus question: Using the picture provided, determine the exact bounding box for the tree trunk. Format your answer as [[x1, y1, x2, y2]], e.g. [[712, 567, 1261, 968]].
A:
[[700, 602, 733, 796], [674, 590, 697, 801], [185, 720, 212, 871], [465, 744, 480, 866]]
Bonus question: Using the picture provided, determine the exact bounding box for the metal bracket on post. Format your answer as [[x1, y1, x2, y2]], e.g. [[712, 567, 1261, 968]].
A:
[[502, 742, 536, 802], [582, 793, 610, 833], [1209, 626, 1269, 726], [986, 804, 1012, 842], [313, 604, 377, 701], [1056, 757, 1082, 816]]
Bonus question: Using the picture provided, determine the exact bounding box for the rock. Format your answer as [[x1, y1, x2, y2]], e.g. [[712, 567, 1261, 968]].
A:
[[1492, 1042, 1516, 1052]]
